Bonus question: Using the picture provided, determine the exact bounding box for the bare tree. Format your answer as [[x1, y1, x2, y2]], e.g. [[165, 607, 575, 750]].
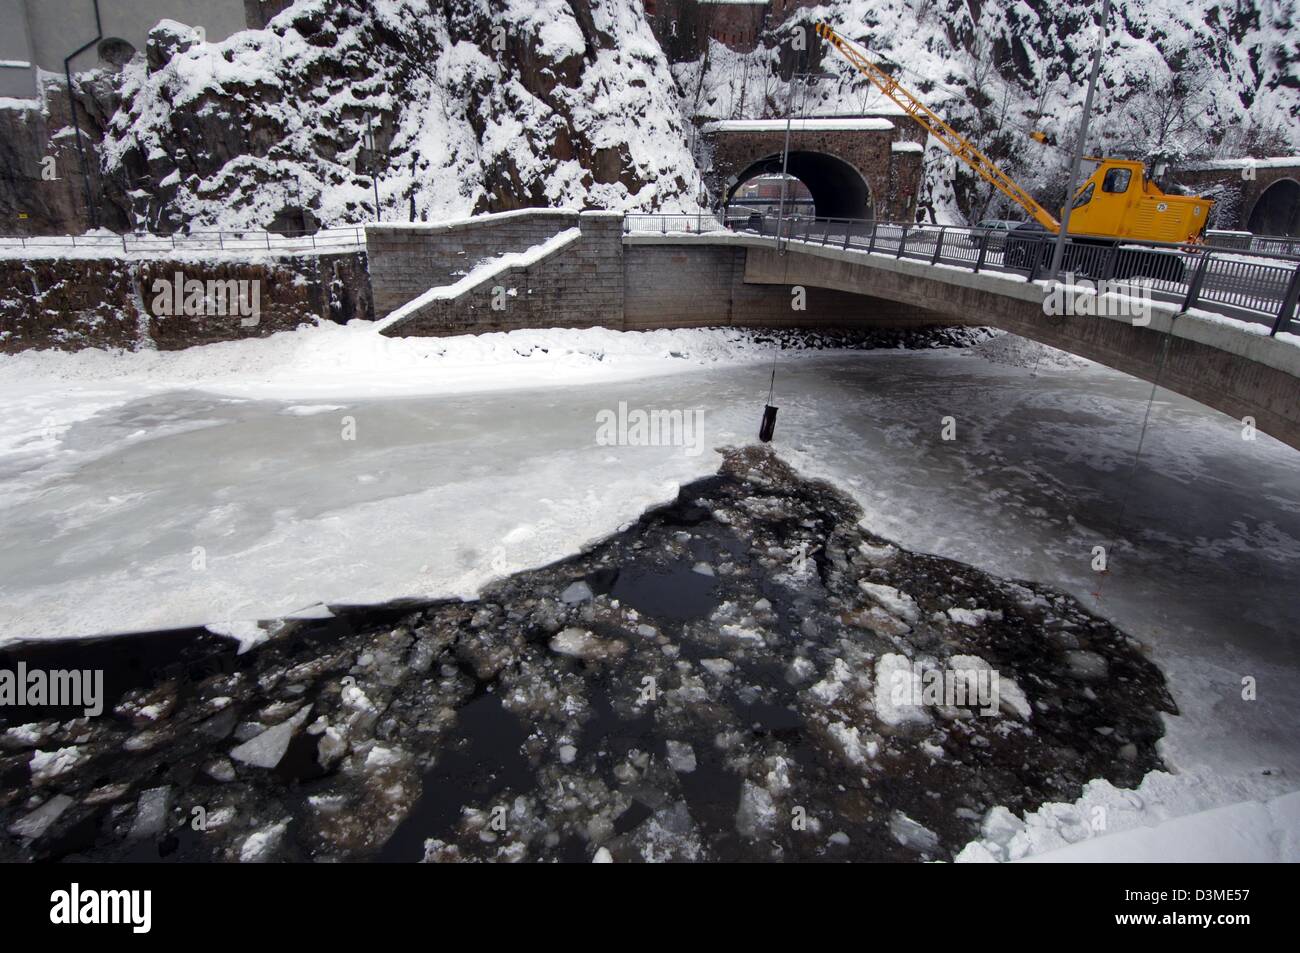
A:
[[1109, 64, 1214, 165]]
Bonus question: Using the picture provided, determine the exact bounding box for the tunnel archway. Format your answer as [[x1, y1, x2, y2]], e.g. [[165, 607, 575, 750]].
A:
[[1247, 178, 1300, 236], [726, 151, 874, 220]]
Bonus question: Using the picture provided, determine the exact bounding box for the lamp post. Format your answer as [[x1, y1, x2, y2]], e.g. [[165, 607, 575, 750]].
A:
[[775, 70, 832, 253], [364, 114, 382, 222], [1050, 0, 1111, 281]]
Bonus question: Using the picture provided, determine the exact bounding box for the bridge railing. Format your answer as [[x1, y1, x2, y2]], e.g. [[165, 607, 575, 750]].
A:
[[623, 213, 729, 235], [1206, 230, 1300, 257], [713, 214, 1300, 336]]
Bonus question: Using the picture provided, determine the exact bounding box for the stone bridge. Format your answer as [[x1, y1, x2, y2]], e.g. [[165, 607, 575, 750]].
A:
[[366, 210, 1300, 451], [698, 115, 924, 221], [1170, 158, 1300, 235]]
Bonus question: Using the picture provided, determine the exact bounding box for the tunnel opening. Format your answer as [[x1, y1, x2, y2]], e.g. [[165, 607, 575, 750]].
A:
[[1247, 179, 1300, 237], [726, 151, 874, 221]]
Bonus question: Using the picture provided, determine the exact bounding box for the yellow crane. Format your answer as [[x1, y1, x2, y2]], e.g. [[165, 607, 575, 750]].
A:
[[814, 22, 1212, 244]]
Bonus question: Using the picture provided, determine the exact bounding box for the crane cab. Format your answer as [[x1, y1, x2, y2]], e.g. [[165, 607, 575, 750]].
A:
[[1065, 159, 1211, 244]]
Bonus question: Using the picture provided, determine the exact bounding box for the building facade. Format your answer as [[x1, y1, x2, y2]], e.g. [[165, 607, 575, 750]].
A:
[[0, 0, 290, 99]]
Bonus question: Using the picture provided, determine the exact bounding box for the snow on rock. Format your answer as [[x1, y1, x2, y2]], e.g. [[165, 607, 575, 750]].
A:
[[680, 1, 1299, 224], [98, 0, 704, 232]]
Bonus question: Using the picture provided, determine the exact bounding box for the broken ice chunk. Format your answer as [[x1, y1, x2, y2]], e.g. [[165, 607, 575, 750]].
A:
[[665, 740, 697, 773], [889, 811, 940, 853], [560, 581, 594, 604], [230, 705, 312, 769], [859, 582, 920, 624], [7, 794, 74, 839]]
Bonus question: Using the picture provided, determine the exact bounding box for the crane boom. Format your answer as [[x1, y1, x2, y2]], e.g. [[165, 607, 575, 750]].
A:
[[815, 22, 1062, 232]]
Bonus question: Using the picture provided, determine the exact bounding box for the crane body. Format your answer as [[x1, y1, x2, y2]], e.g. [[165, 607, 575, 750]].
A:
[[814, 23, 1212, 246]]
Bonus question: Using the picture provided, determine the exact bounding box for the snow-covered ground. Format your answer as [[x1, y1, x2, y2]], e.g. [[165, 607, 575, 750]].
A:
[[0, 322, 1296, 861]]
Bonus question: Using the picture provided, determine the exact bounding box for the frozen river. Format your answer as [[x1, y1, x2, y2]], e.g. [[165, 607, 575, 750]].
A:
[[1, 324, 1297, 858]]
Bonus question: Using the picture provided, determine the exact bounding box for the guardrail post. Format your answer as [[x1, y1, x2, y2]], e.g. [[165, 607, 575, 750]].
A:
[[1271, 263, 1300, 336], [931, 227, 946, 265], [867, 222, 877, 255], [1101, 243, 1120, 281], [122, 234, 128, 253], [974, 230, 990, 272], [896, 226, 908, 258], [218, 232, 224, 250], [1028, 237, 1042, 282], [843, 223, 851, 250], [1181, 252, 1212, 312]]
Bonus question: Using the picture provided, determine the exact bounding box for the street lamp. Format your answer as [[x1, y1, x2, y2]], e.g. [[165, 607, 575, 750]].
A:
[[776, 70, 833, 253], [1050, 0, 1111, 281]]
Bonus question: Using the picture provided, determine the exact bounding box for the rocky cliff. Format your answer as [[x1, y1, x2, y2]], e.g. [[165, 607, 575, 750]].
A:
[[671, 0, 1300, 223], [2, 0, 704, 234]]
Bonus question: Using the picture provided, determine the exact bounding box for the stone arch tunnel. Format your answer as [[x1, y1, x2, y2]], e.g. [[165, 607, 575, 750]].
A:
[[727, 151, 875, 220], [699, 117, 924, 223], [1247, 178, 1300, 236]]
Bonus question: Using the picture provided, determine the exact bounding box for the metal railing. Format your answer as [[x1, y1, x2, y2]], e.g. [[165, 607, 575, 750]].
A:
[[1206, 229, 1300, 257], [623, 213, 730, 235], [629, 213, 1300, 335], [0, 225, 367, 254]]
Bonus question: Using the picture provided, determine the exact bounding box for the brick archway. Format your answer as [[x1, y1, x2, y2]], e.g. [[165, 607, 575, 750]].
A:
[[700, 118, 923, 222]]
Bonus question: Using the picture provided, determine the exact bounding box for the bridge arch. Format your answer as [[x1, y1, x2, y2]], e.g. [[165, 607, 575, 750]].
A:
[[726, 151, 875, 221], [1246, 178, 1300, 236]]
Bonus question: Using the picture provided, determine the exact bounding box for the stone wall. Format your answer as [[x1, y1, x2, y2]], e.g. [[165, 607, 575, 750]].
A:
[[1168, 163, 1300, 233], [0, 251, 371, 352], [366, 211, 584, 319], [378, 212, 626, 336], [366, 210, 957, 337]]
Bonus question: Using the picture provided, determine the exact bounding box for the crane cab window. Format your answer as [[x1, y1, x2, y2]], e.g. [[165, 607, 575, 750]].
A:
[[1071, 182, 1095, 209], [1102, 168, 1132, 193]]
